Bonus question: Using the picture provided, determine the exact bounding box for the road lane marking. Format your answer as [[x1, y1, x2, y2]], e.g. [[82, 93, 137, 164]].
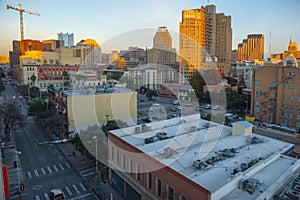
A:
[[69, 193, 93, 200], [41, 168, 46, 175], [59, 163, 64, 170], [72, 184, 80, 194], [78, 183, 87, 192], [53, 165, 59, 172], [44, 192, 50, 200], [82, 172, 95, 177], [27, 171, 32, 179], [80, 168, 93, 173], [64, 162, 71, 168], [47, 166, 52, 173], [34, 169, 39, 177], [34, 195, 41, 200], [65, 186, 73, 196]]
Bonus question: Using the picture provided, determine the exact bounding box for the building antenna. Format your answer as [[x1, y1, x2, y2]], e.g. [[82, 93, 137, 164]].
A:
[[269, 31, 272, 56]]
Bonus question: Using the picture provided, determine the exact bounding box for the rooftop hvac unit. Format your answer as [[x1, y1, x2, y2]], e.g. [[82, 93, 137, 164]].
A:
[[144, 137, 154, 144], [190, 126, 198, 131], [135, 126, 141, 134], [240, 178, 258, 194], [164, 147, 174, 157], [232, 168, 240, 175], [203, 122, 209, 128], [193, 160, 202, 168], [241, 163, 248, 172], [156, 132, 168, 140]]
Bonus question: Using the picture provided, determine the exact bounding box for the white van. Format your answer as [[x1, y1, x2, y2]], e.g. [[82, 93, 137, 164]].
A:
[[50, 189, 65, 200]]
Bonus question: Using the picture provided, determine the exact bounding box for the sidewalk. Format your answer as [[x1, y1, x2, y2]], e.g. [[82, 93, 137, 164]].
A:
[[48, 133, 123, 200]]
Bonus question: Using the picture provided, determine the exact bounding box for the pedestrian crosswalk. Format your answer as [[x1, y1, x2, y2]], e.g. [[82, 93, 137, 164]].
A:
[[79, 165, 96, 178], [26, 162, 71, 179], [32, 182, 92, 200]]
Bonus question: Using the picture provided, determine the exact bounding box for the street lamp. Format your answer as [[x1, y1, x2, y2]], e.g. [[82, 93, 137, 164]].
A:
[[245, 100, 248, 115], [14, 151, 21, 193], [92, 136, 98, 174]]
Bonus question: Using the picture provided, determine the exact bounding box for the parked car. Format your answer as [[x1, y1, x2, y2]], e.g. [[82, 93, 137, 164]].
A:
[[172, 100, 179, 105], [152, 103, 160, 106], [204, 104, 211, 109], [170, 107, 176, 112], [177, 106, 182, 110], [213, 105, 220, 110]]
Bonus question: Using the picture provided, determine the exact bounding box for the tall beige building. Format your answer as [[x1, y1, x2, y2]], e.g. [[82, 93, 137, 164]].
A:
[[179, 4, 232, 84], [153, 26, 172, 49], [238, 34, 264, 61]]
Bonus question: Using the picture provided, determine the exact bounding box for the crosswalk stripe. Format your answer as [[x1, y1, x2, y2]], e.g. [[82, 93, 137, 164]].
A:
[[78, 183, 87, 192], [41, 168, 47, 175], [65, 162, 71, 168], [72, 184, 80, 194], [65, 186, 73, 196], [80, 168, 93, 173], [34, 169, 39, 177], [53, 165, 59, 172], [34, 195, 41, 200], [82, 171, 95, 177], [47, 166, 52, 173], [44, 192, 50, 200], [27, 171, 32, 179], [59, 163, 64, 170], [69, 193, 93, 200]]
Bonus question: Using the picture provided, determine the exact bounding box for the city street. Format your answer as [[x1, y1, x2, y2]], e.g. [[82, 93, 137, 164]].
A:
[[1, 84, 98, 200]]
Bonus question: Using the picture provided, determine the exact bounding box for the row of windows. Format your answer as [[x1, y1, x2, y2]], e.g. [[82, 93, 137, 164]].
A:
[[281, 104, 300, 111], [111, 146, 188, 200], [281, 95, 300, 101], [280, 120, 300, 128], [282, 83, 296, 89]]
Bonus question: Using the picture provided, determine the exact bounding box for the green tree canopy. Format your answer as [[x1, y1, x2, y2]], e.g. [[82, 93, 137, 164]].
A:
[[28, 99, 47, 116]]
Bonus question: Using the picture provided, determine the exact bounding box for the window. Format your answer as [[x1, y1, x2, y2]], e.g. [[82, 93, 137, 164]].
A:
[[298, 96, 300, 102], [285, 112, 288, 118], [289, 121, 293, 127], [122, 154, 126, 169], [291, 84, 295, 89], [255, 107, 260, 112], [180, 195, 188, 200], [111, 146, 114, 160], [167, 185, 174, 200], [156, 178, 162, 197], [281, 104, 284, 109], [298, 106, 300, 112], [136, 164, 140, 180], [255, 80, 260, 86], [271, 82, 277, 87], [256, 91, 259, 96], [116, 150, 119, 164], [129, 160, 133, 175], [147, 173, 152, 190], [297, 114, 300, 120], [255, 100, 260, 105], [281, 111, 284, 116], [291, 95, 294, 101], [290, 113, 293, 119], [291, 105, 294, 110], [297, 122, 300, 128], [282, 94, 285, 100], [286, 105, 289, 109]]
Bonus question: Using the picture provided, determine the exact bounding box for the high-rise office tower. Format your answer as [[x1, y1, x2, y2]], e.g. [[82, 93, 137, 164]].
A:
[[179, 4, 232, 83], [57, 32, 74, 47], [153, 26, 172, 49], [238, 34, 264, 61], [147, 26, 177, 65]]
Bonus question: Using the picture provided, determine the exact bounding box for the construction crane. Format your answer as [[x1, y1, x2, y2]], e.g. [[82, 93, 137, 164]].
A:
[[6, 3, 40, 40]]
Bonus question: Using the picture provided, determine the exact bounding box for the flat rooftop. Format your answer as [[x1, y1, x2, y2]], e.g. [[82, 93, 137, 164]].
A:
[[110, 114, 298, 199]]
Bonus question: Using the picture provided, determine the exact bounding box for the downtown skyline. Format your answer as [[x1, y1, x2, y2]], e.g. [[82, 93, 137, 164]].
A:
[[0, 0, 300, 55]]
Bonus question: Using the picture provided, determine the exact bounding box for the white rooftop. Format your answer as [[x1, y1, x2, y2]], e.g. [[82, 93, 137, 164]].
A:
[[110, 114, 297, 199]]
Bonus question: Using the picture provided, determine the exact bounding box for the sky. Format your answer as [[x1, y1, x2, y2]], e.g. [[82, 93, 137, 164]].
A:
[[0, 0, 299, 56]]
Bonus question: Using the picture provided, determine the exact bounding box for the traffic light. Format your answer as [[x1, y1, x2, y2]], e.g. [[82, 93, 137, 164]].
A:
[[19, 183, 24, 191]]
